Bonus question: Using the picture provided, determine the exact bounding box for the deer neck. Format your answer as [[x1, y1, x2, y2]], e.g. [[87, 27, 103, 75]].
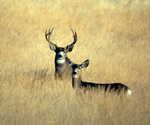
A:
[[72, 75, 82, 88], [55, 57, 72, 78], [55, 58, 67, 71]]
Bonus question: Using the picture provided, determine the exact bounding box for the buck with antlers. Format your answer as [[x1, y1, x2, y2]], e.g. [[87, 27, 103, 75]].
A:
[[66, 58, 132, 97], [45, 28, 77, 79]]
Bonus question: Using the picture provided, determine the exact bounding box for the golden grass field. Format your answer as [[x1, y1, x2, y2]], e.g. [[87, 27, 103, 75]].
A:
[[0, 0, 150, 124]]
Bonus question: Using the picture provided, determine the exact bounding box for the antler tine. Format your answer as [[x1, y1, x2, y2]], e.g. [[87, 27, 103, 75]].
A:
[[45, 30, 48, 41], [45, 27, 54, 43], [71, 29, 77, 44], [48, 28, 51, 41], [71, 28, 74, 36]]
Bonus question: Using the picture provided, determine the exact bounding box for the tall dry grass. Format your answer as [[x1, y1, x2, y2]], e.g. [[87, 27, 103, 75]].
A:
[[0, 0, 150, 124]]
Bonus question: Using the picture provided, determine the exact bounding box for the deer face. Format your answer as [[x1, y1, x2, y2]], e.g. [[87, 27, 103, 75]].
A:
[[66, 58, 89, 78], [72, 65, 82, 78], [45, 28, 77, 65], [55, 47, 66, 64], [49, 44, 76, 64]]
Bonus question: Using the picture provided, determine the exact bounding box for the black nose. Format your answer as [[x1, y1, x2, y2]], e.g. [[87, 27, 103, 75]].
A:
[[73, 72, 77, 75], [57, 55, 62, 59]]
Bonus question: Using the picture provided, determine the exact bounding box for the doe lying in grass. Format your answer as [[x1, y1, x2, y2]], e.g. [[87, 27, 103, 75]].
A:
[[66, 58, 131, 97]]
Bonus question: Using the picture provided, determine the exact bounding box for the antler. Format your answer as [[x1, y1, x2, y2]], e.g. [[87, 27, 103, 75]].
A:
[[45, 28, 54, 43], [64, 29, 77, 52], [71, 29, 77, 44]]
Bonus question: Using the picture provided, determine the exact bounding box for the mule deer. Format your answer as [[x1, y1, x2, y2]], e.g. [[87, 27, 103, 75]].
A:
[[66, 58, 132, 97], [45, 28, 77, 79]]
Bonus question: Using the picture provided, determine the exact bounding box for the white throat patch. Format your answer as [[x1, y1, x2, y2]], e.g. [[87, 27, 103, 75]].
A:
[[56, 59, 65, 64]]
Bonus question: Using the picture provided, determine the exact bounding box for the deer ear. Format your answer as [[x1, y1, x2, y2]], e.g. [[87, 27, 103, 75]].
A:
[[81, 60, 89, 68], [65, 44, 74, 52], [49, 43, 57, 51], [66, 57, 73, 66]]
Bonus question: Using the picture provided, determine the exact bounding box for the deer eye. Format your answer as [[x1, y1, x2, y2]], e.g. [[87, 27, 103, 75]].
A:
[[78, 68, 81, 70]]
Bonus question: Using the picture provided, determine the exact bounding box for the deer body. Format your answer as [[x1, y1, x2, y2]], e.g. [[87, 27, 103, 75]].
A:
[[66, 58, 132, 97], [73, 80, 130, 94], [45, 28, 77, 79], [55, 56, 72, 78]]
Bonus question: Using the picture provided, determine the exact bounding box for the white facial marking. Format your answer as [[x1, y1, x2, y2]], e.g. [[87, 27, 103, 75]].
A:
[[72, 69, 79, 78], [56, 51, 65, 64], [58, 52, 65, 58]]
